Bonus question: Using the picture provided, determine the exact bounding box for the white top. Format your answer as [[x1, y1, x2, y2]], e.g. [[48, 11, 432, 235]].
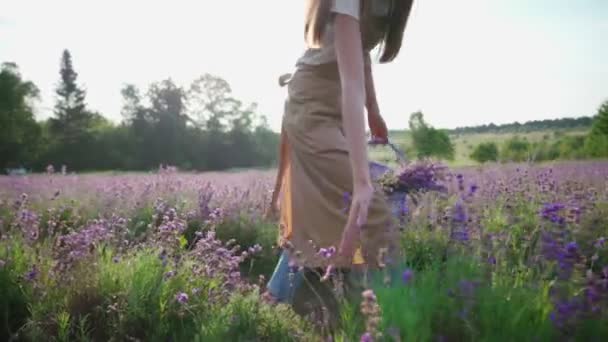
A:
[[296, 0, 391, 67]]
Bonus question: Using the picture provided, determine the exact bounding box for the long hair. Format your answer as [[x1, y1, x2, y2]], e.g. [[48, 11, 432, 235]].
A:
[[304, 0, 415, 63]]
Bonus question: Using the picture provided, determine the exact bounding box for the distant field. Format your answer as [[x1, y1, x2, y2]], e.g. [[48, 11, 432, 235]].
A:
[[369, 128, 590, 167]]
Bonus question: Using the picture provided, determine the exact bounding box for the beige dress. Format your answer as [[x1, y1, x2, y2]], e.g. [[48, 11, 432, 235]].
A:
[[278, 1, 397, 269]]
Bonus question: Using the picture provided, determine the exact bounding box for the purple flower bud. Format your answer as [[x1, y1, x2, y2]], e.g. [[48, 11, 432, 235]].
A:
[[402, 269, 414, 284], [565, 242, 578, 254], [487, 256, 496, 265], [175, 292, 189, 304], [360, 332, 373, 342]]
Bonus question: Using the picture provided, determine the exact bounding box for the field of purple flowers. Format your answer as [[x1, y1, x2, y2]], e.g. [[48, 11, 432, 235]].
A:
[[1, 161, 608, 341]]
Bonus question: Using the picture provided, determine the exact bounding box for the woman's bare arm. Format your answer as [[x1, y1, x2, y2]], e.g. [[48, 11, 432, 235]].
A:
[[364, 52, 380, 118], [334, 13, 370, 187]]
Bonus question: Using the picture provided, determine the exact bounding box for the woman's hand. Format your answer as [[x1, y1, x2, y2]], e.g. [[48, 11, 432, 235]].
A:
[[368, 110, 388, 144], [264, 195, 279, 220], [338, 180, 374, 261]]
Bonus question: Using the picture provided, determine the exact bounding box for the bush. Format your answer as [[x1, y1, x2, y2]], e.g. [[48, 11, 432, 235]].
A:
[[500, 136, 531, 162], [584, 133, 608, 158], [470, 142, 499, 163]]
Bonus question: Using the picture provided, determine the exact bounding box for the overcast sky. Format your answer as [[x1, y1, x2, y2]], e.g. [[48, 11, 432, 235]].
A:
[[1, 0, 607, 131]]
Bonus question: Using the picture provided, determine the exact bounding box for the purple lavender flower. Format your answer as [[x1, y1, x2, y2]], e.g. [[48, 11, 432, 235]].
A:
[[360, 332, 373, 342], [402, 269, 414, 284], [24, 265, 38, 282], [175, 292, 189, 304], [248, 244, 263, 255], [456, 174, 465, 192], [318, 246, 336, 259], [450, 200, 470, 242], [540, 203, 567, 224], [468, 184, 478, 196], [487, 256, 496, 265], [565, 242, 578, 254]]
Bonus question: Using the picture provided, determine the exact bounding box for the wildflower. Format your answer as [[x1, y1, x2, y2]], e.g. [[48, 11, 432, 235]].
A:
[[487, 256, 497, 265], [360, 332, 373, 342], [318, 246, 336, 259], [362, 289, 376, 301], [402, 268, 414, 284], [175, 292, 189, 304], [360, 289, 381, 341], [454, 173, 465, 192], [24, 265, 38, 281], [565, 242, 578, 254], [540, 203, 566, 224], [248, 244, 263, 255], [450, 200, 470, 243], [469, 184, 478, 196]]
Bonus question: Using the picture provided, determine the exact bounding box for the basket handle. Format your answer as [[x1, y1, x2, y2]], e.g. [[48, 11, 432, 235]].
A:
[[368, 138, 407, 165]]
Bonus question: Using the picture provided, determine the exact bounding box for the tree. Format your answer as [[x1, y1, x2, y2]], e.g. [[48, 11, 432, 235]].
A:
[[147, 79, 189, 167], [584, 99, 608, 158], [0, 62, 42, 169], [590, 100, 608, 136], [48, 49, 95, 170], [470, 142, 498, 163], [408, 111, 455, 160], [187, 73, 241, 131]]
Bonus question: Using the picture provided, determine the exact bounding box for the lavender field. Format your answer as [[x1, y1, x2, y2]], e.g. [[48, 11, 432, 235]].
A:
[[1, 161, 608, 341]]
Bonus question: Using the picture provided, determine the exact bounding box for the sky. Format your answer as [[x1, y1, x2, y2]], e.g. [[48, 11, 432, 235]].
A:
[[1, 0, 607, 132]]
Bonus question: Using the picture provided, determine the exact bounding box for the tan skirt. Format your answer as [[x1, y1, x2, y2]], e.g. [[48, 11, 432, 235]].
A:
[[278, 62, 396, 269]]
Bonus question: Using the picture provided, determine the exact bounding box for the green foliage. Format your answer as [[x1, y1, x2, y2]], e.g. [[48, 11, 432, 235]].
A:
[[409, 112, 455, 160], [450, 117, 593, 135], [361, 257, 555, 342], [590, 100, 608, 136], [0, 62, 42, 170], [0, 238, 315, 341], [500, 136, 531, 162], [584, 100, 608, 158], [400, 228, 449, 270], [195, 293, 315, 341], [0, 240, 31, 341], [470, 142, 499, 163], [584, 133, 608, 158], [46, 49, 97, 170], [0, 58, 279, 173]]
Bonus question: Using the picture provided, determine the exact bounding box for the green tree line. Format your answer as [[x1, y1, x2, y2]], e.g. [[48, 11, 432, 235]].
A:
[[450, 117, 593, 135], [1, 50, 279, 173], [469, 101, 608, 163]]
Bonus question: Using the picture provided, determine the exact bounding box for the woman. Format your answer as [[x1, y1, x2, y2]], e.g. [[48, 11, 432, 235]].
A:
[[265, 0, 415, 304]]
